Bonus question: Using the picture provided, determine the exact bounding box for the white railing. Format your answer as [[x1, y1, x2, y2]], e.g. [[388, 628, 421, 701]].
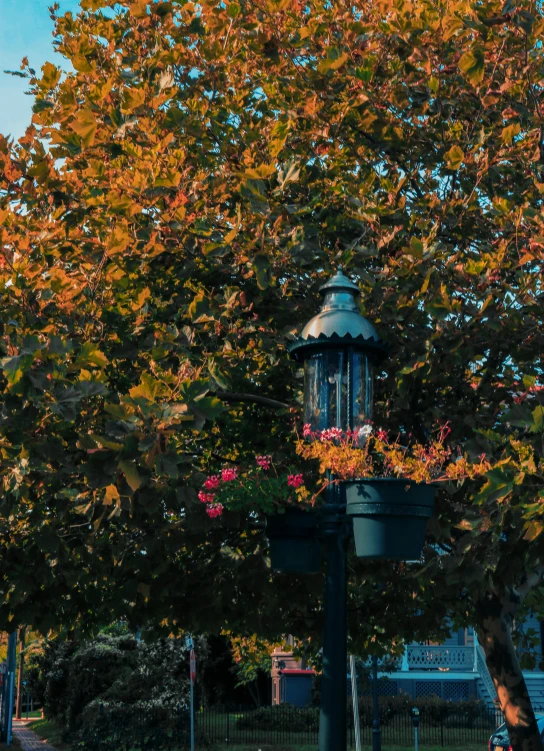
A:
[[477, 643, 497, 702], [407, 645, 474, 671]]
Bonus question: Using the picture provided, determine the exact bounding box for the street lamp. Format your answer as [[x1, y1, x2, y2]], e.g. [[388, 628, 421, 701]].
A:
[[289, 267, 386, 435], [288, 268, 386, 751], [267, 268, 435, 751]]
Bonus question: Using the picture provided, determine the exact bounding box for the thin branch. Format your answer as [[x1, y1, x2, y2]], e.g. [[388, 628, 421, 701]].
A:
[[179, 450, 240, 465], [214, 391, 291, 410]]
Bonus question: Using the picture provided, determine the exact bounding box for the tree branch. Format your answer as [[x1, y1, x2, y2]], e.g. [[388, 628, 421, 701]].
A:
[[214, 391, 291, 410], [514, 565, 544, 604]]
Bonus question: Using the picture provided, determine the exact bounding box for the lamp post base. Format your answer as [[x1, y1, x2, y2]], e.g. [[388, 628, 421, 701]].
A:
[[319, 507, 348, 751]]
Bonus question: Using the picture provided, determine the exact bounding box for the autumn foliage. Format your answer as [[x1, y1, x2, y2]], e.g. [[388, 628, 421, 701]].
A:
[[1, 1, 544, 746]]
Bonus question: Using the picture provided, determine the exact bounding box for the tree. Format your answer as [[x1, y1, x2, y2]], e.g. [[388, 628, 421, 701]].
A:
[[1, 1, 544, 748]]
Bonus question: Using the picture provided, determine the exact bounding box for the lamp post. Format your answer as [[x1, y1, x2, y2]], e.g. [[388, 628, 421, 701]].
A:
[[372, 655, 382, 751], [288, 268, 386, 751], [269, 268, 436, 751]]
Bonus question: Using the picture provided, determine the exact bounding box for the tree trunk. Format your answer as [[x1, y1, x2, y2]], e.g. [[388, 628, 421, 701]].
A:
[[15, 627, 26, 721], [476, 595, 542, 751]]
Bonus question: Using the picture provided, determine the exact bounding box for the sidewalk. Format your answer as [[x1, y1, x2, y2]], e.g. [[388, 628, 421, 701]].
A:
[[12, 721, 57, 751]]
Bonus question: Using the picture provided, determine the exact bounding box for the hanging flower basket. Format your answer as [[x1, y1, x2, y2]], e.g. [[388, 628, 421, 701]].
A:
[[341, 478, 436, 560], [265, 508, 321, 574]]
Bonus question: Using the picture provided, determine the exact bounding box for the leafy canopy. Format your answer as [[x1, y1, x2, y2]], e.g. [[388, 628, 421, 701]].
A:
[[0, 0, 543, 666]]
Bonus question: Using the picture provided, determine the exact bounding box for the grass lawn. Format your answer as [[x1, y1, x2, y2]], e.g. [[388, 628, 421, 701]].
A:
[[210, 746, 485, 751], [29, 718, 71, 751], [0, 737, 22, 751], [23, 714, 490, 751]]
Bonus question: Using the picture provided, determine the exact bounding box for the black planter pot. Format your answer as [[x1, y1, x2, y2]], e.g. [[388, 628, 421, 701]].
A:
[[342, 478, 436, 560], [265, 508, 321, 574]]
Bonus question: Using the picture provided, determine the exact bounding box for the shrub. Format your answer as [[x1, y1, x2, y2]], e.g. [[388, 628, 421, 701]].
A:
[[356, 695, 490, 728], [73, 701, 212, 751], [36, 633, 195, 739], [235, 705, 319, 732]]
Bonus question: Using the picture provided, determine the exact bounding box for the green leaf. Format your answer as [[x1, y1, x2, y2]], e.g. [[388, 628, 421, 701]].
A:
[[188, 290, 210, 321], [269, 120, 290, 158], [530, 406, 544, 433], [503, 405, 533, 428], [129, 373, 160, 402], [444, 145, 464, 170], [80, 0, 108, 8], [0, 355, 24, 385], [227, 2, 241, 18], [515, 9, 536, 35], [76, 342, 109, 369], [121, 87, 146, 113], [119, 460, 142, 492], [107, 226, 131, 255], [41, 62, 61, 89], [72, 55, 93, 73], [524, 521, 544, 542], [501, 122, 520, 145], [318, 50, 349, 73], [409, 237, 424, 258], [70, 108, 97, 148], [477, 467, 514, 503], [253, 253, 272, 289], [192, 395, 225, 420], [156, 455, 179, 479], [458, 47, 485, 86], [242, 163, 276, 181], [103, 484, 120, 506]]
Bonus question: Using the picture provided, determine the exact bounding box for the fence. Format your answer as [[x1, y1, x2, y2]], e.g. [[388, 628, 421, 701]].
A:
[[79, 703, 542, 750]]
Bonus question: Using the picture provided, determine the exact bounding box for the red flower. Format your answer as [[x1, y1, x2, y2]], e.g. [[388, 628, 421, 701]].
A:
[[256, 455, 272, 470], [287, 474, 304, 489], [206, 503, 224, 518]]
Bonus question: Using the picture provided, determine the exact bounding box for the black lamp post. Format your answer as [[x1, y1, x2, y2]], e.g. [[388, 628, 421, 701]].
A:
[[265, 268, 436, 751], [288, 268, 386, 751]]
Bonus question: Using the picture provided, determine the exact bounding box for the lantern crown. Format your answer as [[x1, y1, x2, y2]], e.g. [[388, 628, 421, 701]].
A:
[[288, 268, 386, 362]]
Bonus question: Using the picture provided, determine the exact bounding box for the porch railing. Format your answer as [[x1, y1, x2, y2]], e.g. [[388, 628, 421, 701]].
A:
[[407, 645, 474, 671]]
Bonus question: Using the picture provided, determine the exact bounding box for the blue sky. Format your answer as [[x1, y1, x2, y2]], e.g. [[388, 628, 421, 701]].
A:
[[0, 0, 81, 140]]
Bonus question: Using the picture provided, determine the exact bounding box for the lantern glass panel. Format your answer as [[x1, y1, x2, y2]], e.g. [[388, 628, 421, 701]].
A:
[[351, 352, 373, 429], [303, 350, 373, 435]]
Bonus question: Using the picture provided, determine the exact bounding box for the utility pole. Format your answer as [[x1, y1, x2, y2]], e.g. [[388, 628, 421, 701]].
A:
[[5, 632, 17, 746], [350, 655, 362, 751], [15, 628, 26, 721], [371, 655, 382, 751], [185, 635, 195, 751]]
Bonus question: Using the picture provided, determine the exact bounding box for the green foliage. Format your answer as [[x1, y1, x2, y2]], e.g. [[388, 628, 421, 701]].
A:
[[35, 634, 194, 736], [235, 705, 319, 732], [73, 703, 212, 751], [356, 696, 491, 727]]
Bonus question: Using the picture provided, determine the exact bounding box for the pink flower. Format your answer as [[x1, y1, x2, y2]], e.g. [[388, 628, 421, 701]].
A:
[[320, 427, 343, 442], [302, 424, 313, 438], [198, 490, 215, 504], [206, 503, 224, 518], [204, 475, 220, 489], [221, 467, 238, 482], [287, 474, 304, 489], [376, 429, 388, 441], [256, 455, 272, 470]]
